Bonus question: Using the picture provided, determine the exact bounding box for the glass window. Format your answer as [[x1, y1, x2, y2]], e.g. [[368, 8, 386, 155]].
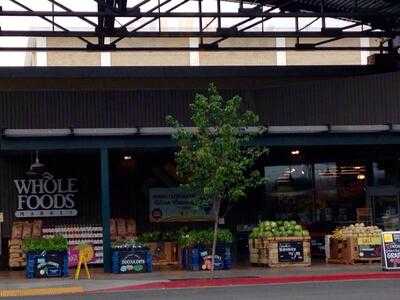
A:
[[265, 165, 314, 225], [315, 163, 367, 225]]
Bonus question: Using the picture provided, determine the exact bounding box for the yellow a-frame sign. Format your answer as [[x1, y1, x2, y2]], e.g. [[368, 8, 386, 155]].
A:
[[74, 244, 94, 280]]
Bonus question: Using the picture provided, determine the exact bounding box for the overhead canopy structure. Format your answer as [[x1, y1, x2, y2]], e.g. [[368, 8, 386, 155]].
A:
[[0, 0, 399, 51]]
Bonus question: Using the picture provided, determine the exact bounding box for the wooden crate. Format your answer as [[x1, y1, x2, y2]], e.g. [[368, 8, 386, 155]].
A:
[[146, 242, 179, 266], [327, 236, 380, 265], [249, 237, 311, 268], [328, 237, 357, 264]]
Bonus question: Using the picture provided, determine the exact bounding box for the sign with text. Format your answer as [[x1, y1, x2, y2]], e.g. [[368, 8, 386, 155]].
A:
[[149, 188, 213, 222], [14, 172, 78, 218], [118, 250, 147, 273], [382, 232, 400, 270], [278, 241, 304, 263], [357, 236, 382, 258]]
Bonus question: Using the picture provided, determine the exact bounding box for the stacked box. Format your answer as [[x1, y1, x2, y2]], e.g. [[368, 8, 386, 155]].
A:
[[110, 218, 137, 241], [9, 220, 42, 268]]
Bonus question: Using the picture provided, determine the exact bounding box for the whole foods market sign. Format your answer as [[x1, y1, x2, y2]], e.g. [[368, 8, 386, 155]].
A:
[[14, 172, 78, 218], [149, 188, 213, 222]]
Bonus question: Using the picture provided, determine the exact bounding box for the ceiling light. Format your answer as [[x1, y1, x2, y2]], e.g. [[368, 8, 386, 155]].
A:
[[123, 155, 132, 161], [357, 174, 366, 180], [291, 150, 300, 155]]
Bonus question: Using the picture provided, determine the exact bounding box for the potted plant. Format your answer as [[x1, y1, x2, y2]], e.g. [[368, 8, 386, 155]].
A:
[[23, 235, 68, 278]]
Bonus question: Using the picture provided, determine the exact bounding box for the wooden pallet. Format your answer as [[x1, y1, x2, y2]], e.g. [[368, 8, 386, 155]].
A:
[[353, 258, 381, 264], [327, 258, 353, 265], [268, 262, 311, 268]]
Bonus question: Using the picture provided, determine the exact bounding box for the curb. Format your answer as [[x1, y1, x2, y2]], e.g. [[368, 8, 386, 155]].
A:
[[0, 286, 84, 298], [96, 272, 400, 293]]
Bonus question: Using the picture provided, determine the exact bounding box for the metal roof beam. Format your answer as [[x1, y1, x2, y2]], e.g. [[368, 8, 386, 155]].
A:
[[0, 46, 388, 51], [0, 30, 391, 38]]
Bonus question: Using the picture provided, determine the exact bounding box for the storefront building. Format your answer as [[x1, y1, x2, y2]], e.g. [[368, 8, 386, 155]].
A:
[[1, 65, 400, 271]]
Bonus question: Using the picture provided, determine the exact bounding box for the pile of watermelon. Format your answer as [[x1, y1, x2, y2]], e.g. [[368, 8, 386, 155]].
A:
[[249, 220, 309, 239]]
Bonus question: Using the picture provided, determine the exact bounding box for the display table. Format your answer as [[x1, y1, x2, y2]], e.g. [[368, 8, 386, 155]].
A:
[[249, 237, 311, 267]]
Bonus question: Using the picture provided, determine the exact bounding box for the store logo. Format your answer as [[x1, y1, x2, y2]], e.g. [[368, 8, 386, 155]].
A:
[[14, 172, 78, 218], [121, 254, 145, 265]]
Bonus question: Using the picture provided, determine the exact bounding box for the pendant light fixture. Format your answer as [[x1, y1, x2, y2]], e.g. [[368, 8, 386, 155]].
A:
[[26, 150, 45, 176]]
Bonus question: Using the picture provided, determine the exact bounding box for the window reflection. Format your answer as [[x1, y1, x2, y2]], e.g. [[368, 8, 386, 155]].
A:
[[265, 165, 314, 225], [265, 162, 367, 227]]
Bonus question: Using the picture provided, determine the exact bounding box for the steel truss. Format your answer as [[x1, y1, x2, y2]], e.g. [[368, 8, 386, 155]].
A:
[[0, 0, 399, 52]]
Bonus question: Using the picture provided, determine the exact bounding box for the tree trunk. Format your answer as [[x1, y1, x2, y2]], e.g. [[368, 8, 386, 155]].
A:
[[211, 198, 221, 277]]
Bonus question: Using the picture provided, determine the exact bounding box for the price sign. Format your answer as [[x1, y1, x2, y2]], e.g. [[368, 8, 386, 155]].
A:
[[382, 231, 400, 270], [357, 236, 382, 258], [278, 241, 304, 263]]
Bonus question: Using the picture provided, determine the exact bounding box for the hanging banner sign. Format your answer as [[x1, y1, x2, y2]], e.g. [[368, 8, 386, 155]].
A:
[[382, 231, 400, 270], [14, 172, 78, 218], [149, 188, 213, 222]]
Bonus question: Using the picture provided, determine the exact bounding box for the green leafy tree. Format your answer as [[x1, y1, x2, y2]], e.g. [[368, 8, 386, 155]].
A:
[[167, 84, 267, 274]]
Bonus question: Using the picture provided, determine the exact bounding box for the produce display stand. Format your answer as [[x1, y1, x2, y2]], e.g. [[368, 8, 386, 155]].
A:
[[327, 236, 381, 265], [249, 236, 311, 268], [42, 225, 104, 266]]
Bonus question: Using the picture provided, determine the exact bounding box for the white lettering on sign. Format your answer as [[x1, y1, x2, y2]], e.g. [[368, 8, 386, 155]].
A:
[[14, 174, 78, 218]]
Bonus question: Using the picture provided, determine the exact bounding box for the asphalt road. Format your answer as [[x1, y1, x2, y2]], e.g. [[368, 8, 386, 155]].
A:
[[11, 280, 400, 300]]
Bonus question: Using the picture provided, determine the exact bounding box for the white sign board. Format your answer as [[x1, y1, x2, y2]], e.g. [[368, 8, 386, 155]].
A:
[[382, 231, 400, 270], [149, 188, 213, 222]]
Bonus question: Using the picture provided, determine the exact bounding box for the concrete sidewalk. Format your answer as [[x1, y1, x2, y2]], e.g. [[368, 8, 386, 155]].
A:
[[0, 263, 397, 297]]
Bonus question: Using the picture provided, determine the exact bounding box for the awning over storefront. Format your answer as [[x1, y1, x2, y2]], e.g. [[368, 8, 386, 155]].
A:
[[2, 125, 400, 151]]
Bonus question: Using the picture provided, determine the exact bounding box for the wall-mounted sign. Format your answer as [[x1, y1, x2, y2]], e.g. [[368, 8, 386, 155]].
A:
[[382, 231, 400, 270], [149, 188, 213, 222], [14, 172, 78, 218]]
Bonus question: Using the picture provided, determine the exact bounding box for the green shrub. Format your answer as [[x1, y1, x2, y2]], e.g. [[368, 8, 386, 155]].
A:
[[177, 228, 233, 248], [23, 235, 68, 252]]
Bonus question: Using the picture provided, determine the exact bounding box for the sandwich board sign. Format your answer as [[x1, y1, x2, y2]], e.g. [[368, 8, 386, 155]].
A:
[[381, 231, 400, 270]]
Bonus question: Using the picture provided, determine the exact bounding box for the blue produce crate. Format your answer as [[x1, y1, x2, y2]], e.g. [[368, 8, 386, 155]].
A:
[[26, 251, 68, 279], [112, 249, 152, 274], [181, 243, 232, 271]]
